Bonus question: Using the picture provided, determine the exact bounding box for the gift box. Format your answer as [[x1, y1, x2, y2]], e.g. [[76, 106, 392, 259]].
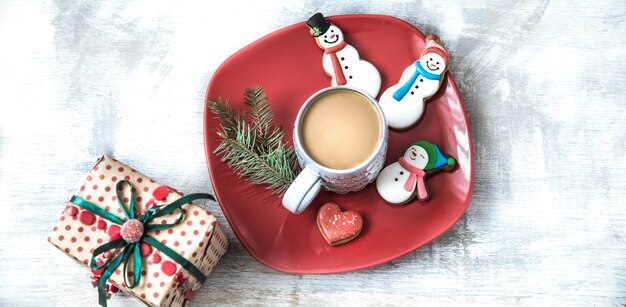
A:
[[48, 156, 228, 307]]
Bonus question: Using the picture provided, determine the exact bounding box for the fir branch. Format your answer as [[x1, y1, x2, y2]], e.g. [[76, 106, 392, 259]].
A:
[[206, 86, 296, 195]]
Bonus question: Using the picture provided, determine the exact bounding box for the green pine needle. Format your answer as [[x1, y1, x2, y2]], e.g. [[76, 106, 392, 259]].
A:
[[206, 86, 296, 195]]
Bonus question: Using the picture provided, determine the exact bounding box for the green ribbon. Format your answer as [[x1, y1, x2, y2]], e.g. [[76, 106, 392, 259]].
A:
[[70, 180, 214, 306]]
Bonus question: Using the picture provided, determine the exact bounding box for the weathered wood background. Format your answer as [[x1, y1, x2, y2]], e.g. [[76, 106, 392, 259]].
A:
[[1, 0, 625, 305]]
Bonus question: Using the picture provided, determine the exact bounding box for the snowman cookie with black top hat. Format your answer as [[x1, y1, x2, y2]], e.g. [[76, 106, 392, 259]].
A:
[[378, 34, 450, 130], [376, 141, 456, 205], [306, 12, 381, 98]]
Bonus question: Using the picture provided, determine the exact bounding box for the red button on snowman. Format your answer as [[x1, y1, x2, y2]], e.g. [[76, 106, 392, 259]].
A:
[[376, 141, 456, 204]]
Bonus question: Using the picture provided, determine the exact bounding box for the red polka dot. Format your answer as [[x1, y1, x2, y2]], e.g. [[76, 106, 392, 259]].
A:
[[97, 219, 107, 230], [141, 270, 147, 276], [98, 196, 104, 202], [78, 227, 84, 232], [104, 206, 111, 211], [103, 251, 111, 258], [137, 178, 143, 183], [105, 186, 111, 192], [118, 167, 124, 172], [179, 251, 185, 256], [58, 235, 64, 241], [187, 221, 192, 226], [187, 240, 192, 245], [71, 237, 77, 243], [193, 210, 199, 216], [124, 176, 130, 180], [84, 236, 90, 242], [146, 283, 152, 288], [106, 165, 112, 170], [140, 293, 146, 299], [155, 230, 161, 235], [160, 281, 165, 287], [117, 208, 122, 213], [193, 230, 198, 235], [65, 225, 71, 230], [80, 185, 85, 191], [205, 231, 211, 237], [97, 238, 103, 244], [85, 195, 92, 200], [200, 220, 206, 225], [150, 179, 155, 183], [161, 239, 167, 244], [131, 187, 136, 193], [92, 184, 98, 190], [79, 211, 96, 225], [168, 229, 173, 235], [153, 272, 159, 278], [136, 196, 142, 202], [115, 269, 121, 275], [199, 242, 204, 247], [90, 248, 94, 254], [143, 187, 149, 192], [87, 176, 92, 181], [153, 293, 159, 298], [64, 247, 71, 254], [111, 196, 117, 201], [161, 261, 176, 276], [111, 176, 117, 182], [180, 231, 186, 236], [91, 226, 96, 232], [53, 226, 58, 232], [83, 259, 88, 264], [192, 252, 197, 257], [123, 197, 129, 203], [161, 220, 167, 225], [99, 174, 105, 180], [173, 241, 179, 246]]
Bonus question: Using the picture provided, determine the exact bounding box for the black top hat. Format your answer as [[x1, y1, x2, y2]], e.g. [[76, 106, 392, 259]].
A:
[[306, 12, 331, 37]]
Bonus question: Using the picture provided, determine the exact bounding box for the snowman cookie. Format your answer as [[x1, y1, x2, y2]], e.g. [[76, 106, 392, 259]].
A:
[[376, 141, 456, 205], [306, 12, 382, 98], [378, 35, 450, 130]]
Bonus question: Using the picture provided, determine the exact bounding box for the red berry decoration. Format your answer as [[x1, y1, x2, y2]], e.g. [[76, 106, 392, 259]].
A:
[[96, 219, 107, 230], [152, 185, 170, 201], [120, 219, 144, 243], [110, 285, 119, 294], [161, 261, 176, 276], [151, 253, 161, 264], [78, 210, 96, 225], [107, 224, 121, 241], [174, 272, 184, 283], [140, 242, 152, 257], [67, 206, 79, 216]]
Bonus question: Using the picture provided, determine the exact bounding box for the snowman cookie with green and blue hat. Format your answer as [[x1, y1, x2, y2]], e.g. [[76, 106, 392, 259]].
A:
[[376, 141, 456, 204]]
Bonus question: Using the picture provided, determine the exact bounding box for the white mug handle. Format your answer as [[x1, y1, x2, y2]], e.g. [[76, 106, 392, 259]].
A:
[[282, 166, 322, 214]]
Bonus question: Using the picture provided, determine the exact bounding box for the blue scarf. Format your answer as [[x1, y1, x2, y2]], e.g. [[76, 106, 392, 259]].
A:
[[392, 61, 440, 101]]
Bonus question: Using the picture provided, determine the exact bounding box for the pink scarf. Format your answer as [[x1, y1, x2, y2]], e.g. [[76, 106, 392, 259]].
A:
[[398, 157, 428, 200], [324, 41, 348, 85]]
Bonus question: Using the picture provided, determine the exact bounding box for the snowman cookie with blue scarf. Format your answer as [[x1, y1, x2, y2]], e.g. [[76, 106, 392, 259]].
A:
[[378, 34, 449, 130], [376, 141, 456, 204]]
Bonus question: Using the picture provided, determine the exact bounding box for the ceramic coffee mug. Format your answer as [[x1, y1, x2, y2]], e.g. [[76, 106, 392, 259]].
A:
[[282, 86, 388, 214]]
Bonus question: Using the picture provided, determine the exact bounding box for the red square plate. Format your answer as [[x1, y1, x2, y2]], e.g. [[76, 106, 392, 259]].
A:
[[204, 14, 473, 274]]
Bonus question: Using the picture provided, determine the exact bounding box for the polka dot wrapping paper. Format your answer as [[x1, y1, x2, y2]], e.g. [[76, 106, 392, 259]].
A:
[[48, 156, 228, 307]]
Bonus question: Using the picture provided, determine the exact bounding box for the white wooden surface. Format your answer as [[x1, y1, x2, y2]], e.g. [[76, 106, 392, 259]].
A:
[[1, 0, 625, 305]]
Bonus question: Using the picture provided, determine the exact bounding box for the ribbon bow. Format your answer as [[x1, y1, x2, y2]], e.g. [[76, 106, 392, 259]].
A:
[[70, 180, 213, 306]]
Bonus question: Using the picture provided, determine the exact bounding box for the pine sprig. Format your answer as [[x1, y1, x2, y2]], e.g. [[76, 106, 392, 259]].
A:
[[206, 86, 296, 195]]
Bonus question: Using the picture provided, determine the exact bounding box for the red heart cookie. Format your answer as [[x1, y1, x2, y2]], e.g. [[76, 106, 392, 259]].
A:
[[317, 202, 363, 246]]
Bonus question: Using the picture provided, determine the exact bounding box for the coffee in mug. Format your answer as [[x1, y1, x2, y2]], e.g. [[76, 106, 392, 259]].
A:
[[300, 90, 382, 170], [283, 86, 388, 214]]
